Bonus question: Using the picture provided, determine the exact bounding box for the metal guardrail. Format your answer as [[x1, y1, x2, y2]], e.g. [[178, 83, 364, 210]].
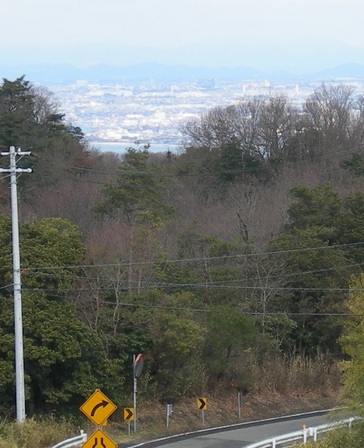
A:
[[243, 417, 358, 447], [49, 430, 87, 448], [124, 409, 340, 448]]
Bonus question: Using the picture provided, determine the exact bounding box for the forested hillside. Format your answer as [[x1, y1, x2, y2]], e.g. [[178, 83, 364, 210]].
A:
[[1, 76, 364, 418]]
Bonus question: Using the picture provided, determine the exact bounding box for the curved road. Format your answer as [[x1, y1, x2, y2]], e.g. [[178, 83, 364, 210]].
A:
[[123, 410, 338, 448]]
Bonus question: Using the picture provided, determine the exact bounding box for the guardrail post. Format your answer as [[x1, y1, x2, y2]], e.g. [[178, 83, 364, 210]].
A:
[[349, 417, 354, 432], [302, 425, 307, 444], [272, 438, 276, 447]]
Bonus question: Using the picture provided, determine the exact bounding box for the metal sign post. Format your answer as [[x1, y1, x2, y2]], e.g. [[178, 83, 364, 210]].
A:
[[133, 353, 146, 432], [196, 397, 207, 425], [238, 392, 242, 419], [166, 404, 173, 428], [122, 407, 134, 435], [133, 357, 137, 433]]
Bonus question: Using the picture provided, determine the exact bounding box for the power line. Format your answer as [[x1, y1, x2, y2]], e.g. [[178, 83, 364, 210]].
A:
[[0, 283, 14, 290], [17, 257, 364, 286], [24, 240, 364, 272], [22, 291, 355, 318], [23, 283, 351, 293]]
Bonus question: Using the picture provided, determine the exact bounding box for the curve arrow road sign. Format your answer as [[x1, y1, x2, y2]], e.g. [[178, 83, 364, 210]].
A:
[[80, 389, 117, 426]]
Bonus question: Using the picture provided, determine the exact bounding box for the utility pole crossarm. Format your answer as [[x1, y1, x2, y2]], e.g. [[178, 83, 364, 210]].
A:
[[0, 147, 33, 173], [0, 168, 32, 173]]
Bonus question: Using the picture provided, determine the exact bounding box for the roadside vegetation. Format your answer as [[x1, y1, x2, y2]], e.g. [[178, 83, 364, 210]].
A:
[[0, 417, 80, 448], [298, 421, 364, 447], [1, 76, 364, 446]]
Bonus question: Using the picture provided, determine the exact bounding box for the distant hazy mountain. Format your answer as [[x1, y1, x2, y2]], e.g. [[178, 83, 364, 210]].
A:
[[309, 63, 364, 80], [2, 61, 364, 85], [18, 62, 262, 84], [2, 37, 364, 84]]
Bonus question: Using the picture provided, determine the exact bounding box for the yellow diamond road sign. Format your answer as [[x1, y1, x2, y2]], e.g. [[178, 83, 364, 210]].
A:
[[82, 429, 117, 448], [80, 389, 117, 426]]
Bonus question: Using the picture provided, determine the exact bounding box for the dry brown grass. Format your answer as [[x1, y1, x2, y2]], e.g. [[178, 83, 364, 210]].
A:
[[234, 354, 341, 396], [0, 416, 80, 448]]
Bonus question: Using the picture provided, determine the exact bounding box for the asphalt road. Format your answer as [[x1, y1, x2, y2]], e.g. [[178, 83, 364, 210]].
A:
[[124, 410, 336, 448]]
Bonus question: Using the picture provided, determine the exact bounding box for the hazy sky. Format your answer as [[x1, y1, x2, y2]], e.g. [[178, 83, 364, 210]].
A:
[[2, 0, 364, 71]]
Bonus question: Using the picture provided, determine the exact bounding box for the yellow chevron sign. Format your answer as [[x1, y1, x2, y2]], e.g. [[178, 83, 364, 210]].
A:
[[196, 397, 207, 410], [123, 407, 134, 421]]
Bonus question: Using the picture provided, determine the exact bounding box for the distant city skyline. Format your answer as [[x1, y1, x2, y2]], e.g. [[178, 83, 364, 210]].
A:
[[2, 0, 364, 75], [52, 75, 364, 149]]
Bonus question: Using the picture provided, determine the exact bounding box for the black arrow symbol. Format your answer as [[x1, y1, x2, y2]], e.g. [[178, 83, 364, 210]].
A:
[[92, 437, 106, 448], [125, 408, 133, 420], [198, 399, 206, 409], [91, 400, 109, 416]]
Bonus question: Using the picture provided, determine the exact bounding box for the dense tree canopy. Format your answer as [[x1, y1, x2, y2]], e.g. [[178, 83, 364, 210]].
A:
[[0, 215, 118, 415]]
